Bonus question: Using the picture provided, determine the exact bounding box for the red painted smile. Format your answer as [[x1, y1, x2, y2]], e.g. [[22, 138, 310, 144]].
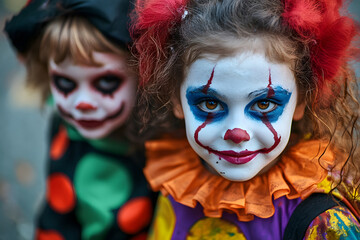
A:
[[212, 150, 260, 164], [57, 103, 125, 130]]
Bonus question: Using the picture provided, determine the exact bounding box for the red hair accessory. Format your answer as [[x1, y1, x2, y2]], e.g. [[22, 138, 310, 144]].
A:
[[132, 0, 187, 85], [282, 0, 358, 101]]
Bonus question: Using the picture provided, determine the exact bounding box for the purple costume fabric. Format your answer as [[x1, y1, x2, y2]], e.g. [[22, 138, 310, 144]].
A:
[[168, 195, 302, 239]]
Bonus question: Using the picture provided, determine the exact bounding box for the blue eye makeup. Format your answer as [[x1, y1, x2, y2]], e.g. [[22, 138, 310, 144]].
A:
[[186, 87, 228, 122], [245, 86, 292, 122], [186, 85, 291, 123]]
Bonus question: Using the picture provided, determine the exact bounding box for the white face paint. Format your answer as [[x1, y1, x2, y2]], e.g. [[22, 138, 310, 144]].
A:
[[49, 52, 136, 139], [179, 52, 298, 181]]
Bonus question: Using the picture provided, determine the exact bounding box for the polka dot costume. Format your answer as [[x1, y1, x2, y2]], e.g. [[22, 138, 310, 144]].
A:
[[35, 115, 155, 240]]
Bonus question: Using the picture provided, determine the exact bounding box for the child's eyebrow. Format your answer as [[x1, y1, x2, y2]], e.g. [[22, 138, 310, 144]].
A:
[[49, 69, 73, 80], [187, 86, 226, 98], [248, 88, 268, 98], [248, 86, 291, 98]]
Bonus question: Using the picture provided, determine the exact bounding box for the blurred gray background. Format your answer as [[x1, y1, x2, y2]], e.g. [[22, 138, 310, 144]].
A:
[[0, 1, 359, 240], [1, 1, 51, 239]]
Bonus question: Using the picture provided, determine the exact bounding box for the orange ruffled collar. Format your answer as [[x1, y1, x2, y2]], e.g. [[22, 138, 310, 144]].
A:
[[144, 137, 335, 221]]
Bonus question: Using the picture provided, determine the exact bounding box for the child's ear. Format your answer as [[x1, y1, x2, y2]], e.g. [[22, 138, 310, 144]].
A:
[[293, 102, 305, 121], [171, 97, 184, 119]]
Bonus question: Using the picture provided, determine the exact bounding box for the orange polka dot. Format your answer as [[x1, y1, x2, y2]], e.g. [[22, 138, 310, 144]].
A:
[[47, 173, 76, 213], [117, 197, 153, 234], [36, 229, 65, 240], [130, 232, 147, 240], [50, 126, 69, 160]]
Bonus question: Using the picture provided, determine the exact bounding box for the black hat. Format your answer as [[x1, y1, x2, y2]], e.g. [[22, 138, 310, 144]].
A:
[[4, 0, 134, 53]]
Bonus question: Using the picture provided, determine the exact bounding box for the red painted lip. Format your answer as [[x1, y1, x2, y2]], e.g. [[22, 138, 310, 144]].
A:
[[76, 120, 105, 129], [211, 149, 259, 164]]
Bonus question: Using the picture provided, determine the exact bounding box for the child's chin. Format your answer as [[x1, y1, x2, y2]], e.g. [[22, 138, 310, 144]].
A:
[[77, 127, 111, 140], [218, 169, 258, 182]]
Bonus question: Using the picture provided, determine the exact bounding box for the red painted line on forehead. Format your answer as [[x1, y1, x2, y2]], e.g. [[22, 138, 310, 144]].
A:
[[201, 66, 216, 94], [267, 69, 275, 98]]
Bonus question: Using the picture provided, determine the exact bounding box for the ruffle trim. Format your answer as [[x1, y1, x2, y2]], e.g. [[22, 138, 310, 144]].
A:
[[144, 137, 335, 221]]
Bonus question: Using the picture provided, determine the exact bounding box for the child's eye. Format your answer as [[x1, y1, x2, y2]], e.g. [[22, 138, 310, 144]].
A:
[[197, 100, 223, 112], [52, 75, 77, 95], [93, 75, 122, 94], [251, 100, 277, 113]]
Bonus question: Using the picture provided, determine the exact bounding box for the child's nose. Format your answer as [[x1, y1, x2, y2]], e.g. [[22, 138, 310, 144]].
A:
[[76, 102, 97, 111], [224, 128, 250, 144]]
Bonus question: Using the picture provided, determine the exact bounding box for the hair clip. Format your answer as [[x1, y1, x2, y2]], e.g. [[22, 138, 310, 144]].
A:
[[182, 9, 188, 20]]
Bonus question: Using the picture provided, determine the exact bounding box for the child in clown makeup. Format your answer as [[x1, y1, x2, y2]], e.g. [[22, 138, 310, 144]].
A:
[[4, 0, 155, 239], [48, 52, 136, 140], [132, 0, 360, 239], [181, 54, 299, 182]]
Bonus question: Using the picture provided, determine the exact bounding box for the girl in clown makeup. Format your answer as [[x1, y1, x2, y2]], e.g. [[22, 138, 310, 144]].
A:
[[4, 0, 155, 239], [131, 0, 360, 239]]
